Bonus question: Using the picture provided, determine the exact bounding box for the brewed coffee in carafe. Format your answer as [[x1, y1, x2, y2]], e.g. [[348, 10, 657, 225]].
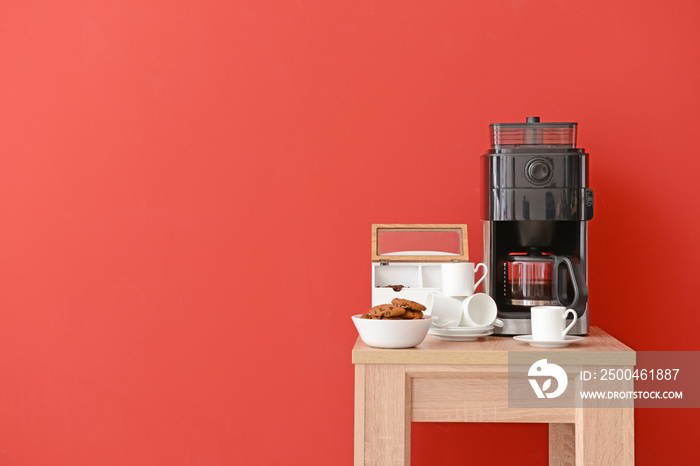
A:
[[505, 258, 553, 304]]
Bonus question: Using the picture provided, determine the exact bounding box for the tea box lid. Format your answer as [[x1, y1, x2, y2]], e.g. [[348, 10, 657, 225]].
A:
[[371, 224, 469, 263]]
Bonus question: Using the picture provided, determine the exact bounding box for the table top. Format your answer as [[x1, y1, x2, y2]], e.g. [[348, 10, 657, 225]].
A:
[[352, 327, 635, 365]]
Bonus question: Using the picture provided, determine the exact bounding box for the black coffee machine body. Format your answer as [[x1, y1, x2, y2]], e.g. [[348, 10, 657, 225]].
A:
[[481, 117, 593, 336]]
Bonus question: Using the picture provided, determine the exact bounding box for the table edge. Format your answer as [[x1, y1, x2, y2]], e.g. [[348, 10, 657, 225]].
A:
[[352, 326, 635, 365]]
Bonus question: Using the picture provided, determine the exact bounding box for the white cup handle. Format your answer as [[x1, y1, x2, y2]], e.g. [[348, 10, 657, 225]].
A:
[[473, 263, 488, 291], [562, 309, 577, 337], [431, 319, 455, 329]]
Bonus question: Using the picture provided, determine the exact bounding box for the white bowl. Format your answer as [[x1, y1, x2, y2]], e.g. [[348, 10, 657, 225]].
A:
[[351, 314, 433, 349]]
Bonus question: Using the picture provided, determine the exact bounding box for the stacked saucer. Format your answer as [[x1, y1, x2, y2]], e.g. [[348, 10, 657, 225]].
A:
[[428, 325, 493, 342]]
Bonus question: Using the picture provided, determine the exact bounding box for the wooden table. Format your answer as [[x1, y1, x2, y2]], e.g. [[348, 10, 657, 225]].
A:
[[353, 327, 635, 465]]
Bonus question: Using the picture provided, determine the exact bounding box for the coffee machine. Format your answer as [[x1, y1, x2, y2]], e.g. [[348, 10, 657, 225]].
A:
[[481, 117, 593, 336]]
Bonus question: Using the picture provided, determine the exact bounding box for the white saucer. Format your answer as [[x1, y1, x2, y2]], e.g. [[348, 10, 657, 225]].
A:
[[429, 330, 493, 341], [429, 326, 494, 335], [513, 335, 584, 348]]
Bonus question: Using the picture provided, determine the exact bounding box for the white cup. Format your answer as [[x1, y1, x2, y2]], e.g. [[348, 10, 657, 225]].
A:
[[425, 293, 463, 328], [531, 306, 577, 341], [460, 293, 500, 327], [441, 262, 488, 297]]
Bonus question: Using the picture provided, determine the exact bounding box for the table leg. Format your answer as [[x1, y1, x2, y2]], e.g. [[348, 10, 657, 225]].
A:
[[549, 423, 575, 466], [574, 407, 634, 465], [354, 364, 410, 466]]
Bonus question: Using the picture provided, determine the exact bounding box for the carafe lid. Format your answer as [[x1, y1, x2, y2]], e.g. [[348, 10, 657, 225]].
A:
[[491, 116, 577, 149], [506, 250, 555, 262]]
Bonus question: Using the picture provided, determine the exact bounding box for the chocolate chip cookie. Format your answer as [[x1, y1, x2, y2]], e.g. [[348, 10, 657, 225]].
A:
[[368, 303, 407, 319], [391, 298, 427, 312]]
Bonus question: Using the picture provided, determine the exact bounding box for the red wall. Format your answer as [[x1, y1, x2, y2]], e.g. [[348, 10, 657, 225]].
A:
[[1, 1, 699, 464]]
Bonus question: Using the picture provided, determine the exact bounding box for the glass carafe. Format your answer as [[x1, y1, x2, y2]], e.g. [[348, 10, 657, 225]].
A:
[[502, 251, 581, 309]]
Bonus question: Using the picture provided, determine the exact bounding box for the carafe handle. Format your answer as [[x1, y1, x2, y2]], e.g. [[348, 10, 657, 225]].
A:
[[553, 256, 579, 309]]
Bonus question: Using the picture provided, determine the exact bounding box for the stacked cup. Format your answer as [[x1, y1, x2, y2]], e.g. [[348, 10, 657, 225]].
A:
[[425, 262, 500, 340]]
